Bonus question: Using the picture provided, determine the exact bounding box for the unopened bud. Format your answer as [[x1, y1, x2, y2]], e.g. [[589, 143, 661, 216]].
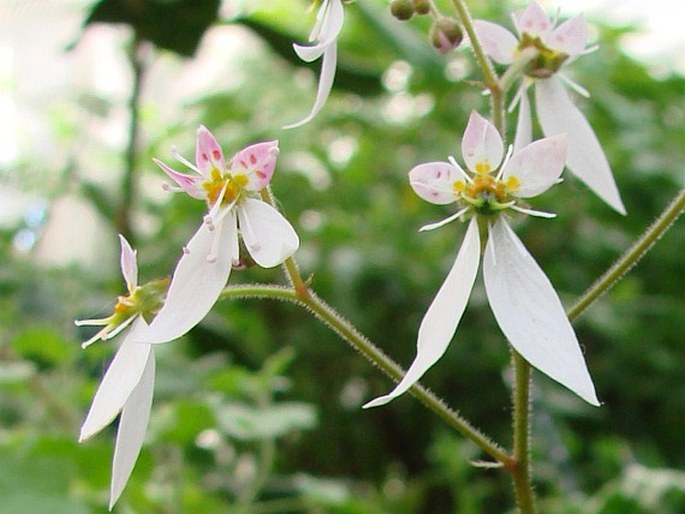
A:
[[390, 0, 415, 21], [412, 0, 430, 15], [430, 17, 463, 54]]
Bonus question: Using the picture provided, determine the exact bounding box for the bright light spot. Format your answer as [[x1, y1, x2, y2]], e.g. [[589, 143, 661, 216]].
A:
[[284, 151, 332, 191], [445, 55, 472, 82], [382, 60, 413, 92], [327, 135, 358, 167], [299, 209, 325, 232]]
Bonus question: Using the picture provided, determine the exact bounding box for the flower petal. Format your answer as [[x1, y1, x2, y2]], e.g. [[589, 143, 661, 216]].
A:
[[139, 216, 238, 344], [294, 0, 344, 62], [109, 348, 155, 509], [237, 198, 299, 268], [502, 133, 568, 198], [548, 15, 588, 57], [118, 234, 138, 292], [285, 43, 338, 129], [230, 141, 279, 191], [535, 77, 626, 214], [514, 1, 552, 38], [483, 218, 599, 406], [79, 319, 151, 442], [409, 162, 462, 205], [461, 111, 504, 174], [363, 218, 480, 408], [196, 126, 225, 175], [513, 86, 533, 153], [473, 20, 518, 65], [153, 158, 205, 199]]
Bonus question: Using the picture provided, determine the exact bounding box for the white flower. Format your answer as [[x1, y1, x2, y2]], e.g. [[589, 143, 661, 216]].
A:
[[285, 0, 345, 128], [474, 1, 626, 214], [364, 111, 599, 409], [144, 126, 299, 344], [77, 236, 164, 509]]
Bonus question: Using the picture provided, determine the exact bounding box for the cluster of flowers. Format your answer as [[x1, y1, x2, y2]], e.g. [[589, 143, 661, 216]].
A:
[[77, 1, 624, 508]]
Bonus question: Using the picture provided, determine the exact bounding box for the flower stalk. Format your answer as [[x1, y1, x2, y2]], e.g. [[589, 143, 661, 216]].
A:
[[568, 187, 685, 322]]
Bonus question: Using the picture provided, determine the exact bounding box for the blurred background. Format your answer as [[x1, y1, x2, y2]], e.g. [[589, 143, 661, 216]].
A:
[[1, 0, 684, 512]]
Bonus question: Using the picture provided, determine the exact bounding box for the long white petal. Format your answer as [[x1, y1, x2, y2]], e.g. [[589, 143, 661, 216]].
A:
[[238, 198, 299, 268], [483, 218, 599, 406], [535, 77, 626, 214], [139, 217, 237, 344], [109, 349, 155, 509], [297, 0, 344, 60], [79, 318, 151, 442], [363, 218, 480, 408], [513, 88, 532, 153], [285, 43, 338, 129], [503, 133, 568, 198]]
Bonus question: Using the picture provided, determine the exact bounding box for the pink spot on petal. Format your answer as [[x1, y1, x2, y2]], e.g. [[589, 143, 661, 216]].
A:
[[212, 150, 220, 160], [256, 171, 266, 179], [249, 154, 257, 165], [201, 153, 208, 162]]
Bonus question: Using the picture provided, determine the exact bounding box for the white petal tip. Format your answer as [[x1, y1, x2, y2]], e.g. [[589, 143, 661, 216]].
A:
[[362, 396, 393, 409]]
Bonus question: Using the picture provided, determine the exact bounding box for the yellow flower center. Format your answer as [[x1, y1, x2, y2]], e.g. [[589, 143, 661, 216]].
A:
[[202, 168, 249, 207]]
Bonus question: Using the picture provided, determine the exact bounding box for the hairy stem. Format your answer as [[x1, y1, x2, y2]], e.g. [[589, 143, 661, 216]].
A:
[[568, 188, 685, 321], [220, 284, 511, 465], [510, 351, 537, 514], [448, 0, 504, 134]]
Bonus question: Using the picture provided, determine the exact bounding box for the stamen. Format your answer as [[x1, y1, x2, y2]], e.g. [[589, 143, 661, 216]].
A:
[[508, 80, 530, 113], [419, 207, 470, 232], [182, 246, 190, 254], [206, 211, 225, 263], [558, 73, 590, 98], [238, 207, 261, 254], [81, 327, 109, 349], [172, 146, 202, 175], [496, 145, 515, 180], [510, 204, 557, 218], [204, 215, 215, 231], [581, 44, 599, 56], [448, 156, 473, 183], [74, 317, 110, 327], [162, 183, 183, 192], [103, 315, 136, 340]]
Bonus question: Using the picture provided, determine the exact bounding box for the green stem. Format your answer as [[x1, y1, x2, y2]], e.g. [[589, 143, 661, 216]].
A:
[[568, 188, 685, 322], [220, 284, 511, 465], [510, 351, 537, 514], [448, 0, 504, 134], [118, 39, 148, 244]]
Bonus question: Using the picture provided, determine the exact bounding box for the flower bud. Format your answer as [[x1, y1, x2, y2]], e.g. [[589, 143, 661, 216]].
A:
[[430, 17, 463, 54], [389, 0, 415, 21], [412, 0, 430, 15]]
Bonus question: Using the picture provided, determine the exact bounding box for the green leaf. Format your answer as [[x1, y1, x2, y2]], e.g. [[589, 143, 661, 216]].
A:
[[83, 0, 221, 57], [215, 401, 317, 441]]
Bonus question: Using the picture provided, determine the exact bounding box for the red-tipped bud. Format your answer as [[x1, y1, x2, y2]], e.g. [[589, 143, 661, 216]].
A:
[[430, 17, 463, 54]]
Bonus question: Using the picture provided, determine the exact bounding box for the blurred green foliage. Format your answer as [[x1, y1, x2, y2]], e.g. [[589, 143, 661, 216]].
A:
[[1, 0, 684, 512]]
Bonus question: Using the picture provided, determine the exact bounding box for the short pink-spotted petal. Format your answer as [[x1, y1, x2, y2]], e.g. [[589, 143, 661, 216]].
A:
[[483, 218, 599, 406], [513, 87, 533, 153], [473, 20, 518, 65], [363, 218, 480, 408], [502, 133, 568, 198], [535, 77, 626, 214], [138, 215, 238, 344], [514, 1, 552, 38], [409, 162, 462, 205], [79, 319, 151, 442], [109, 348, 155, 509], [237, 198, 299, 268], [548, 15, 588, 57], [195, 126, 226, 176], [153, 158, 205, 199], [230, 141, 279, 191], [118, 234, 138, 292], [285, 43, 338, 129], [462, 111, 504, 174]]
